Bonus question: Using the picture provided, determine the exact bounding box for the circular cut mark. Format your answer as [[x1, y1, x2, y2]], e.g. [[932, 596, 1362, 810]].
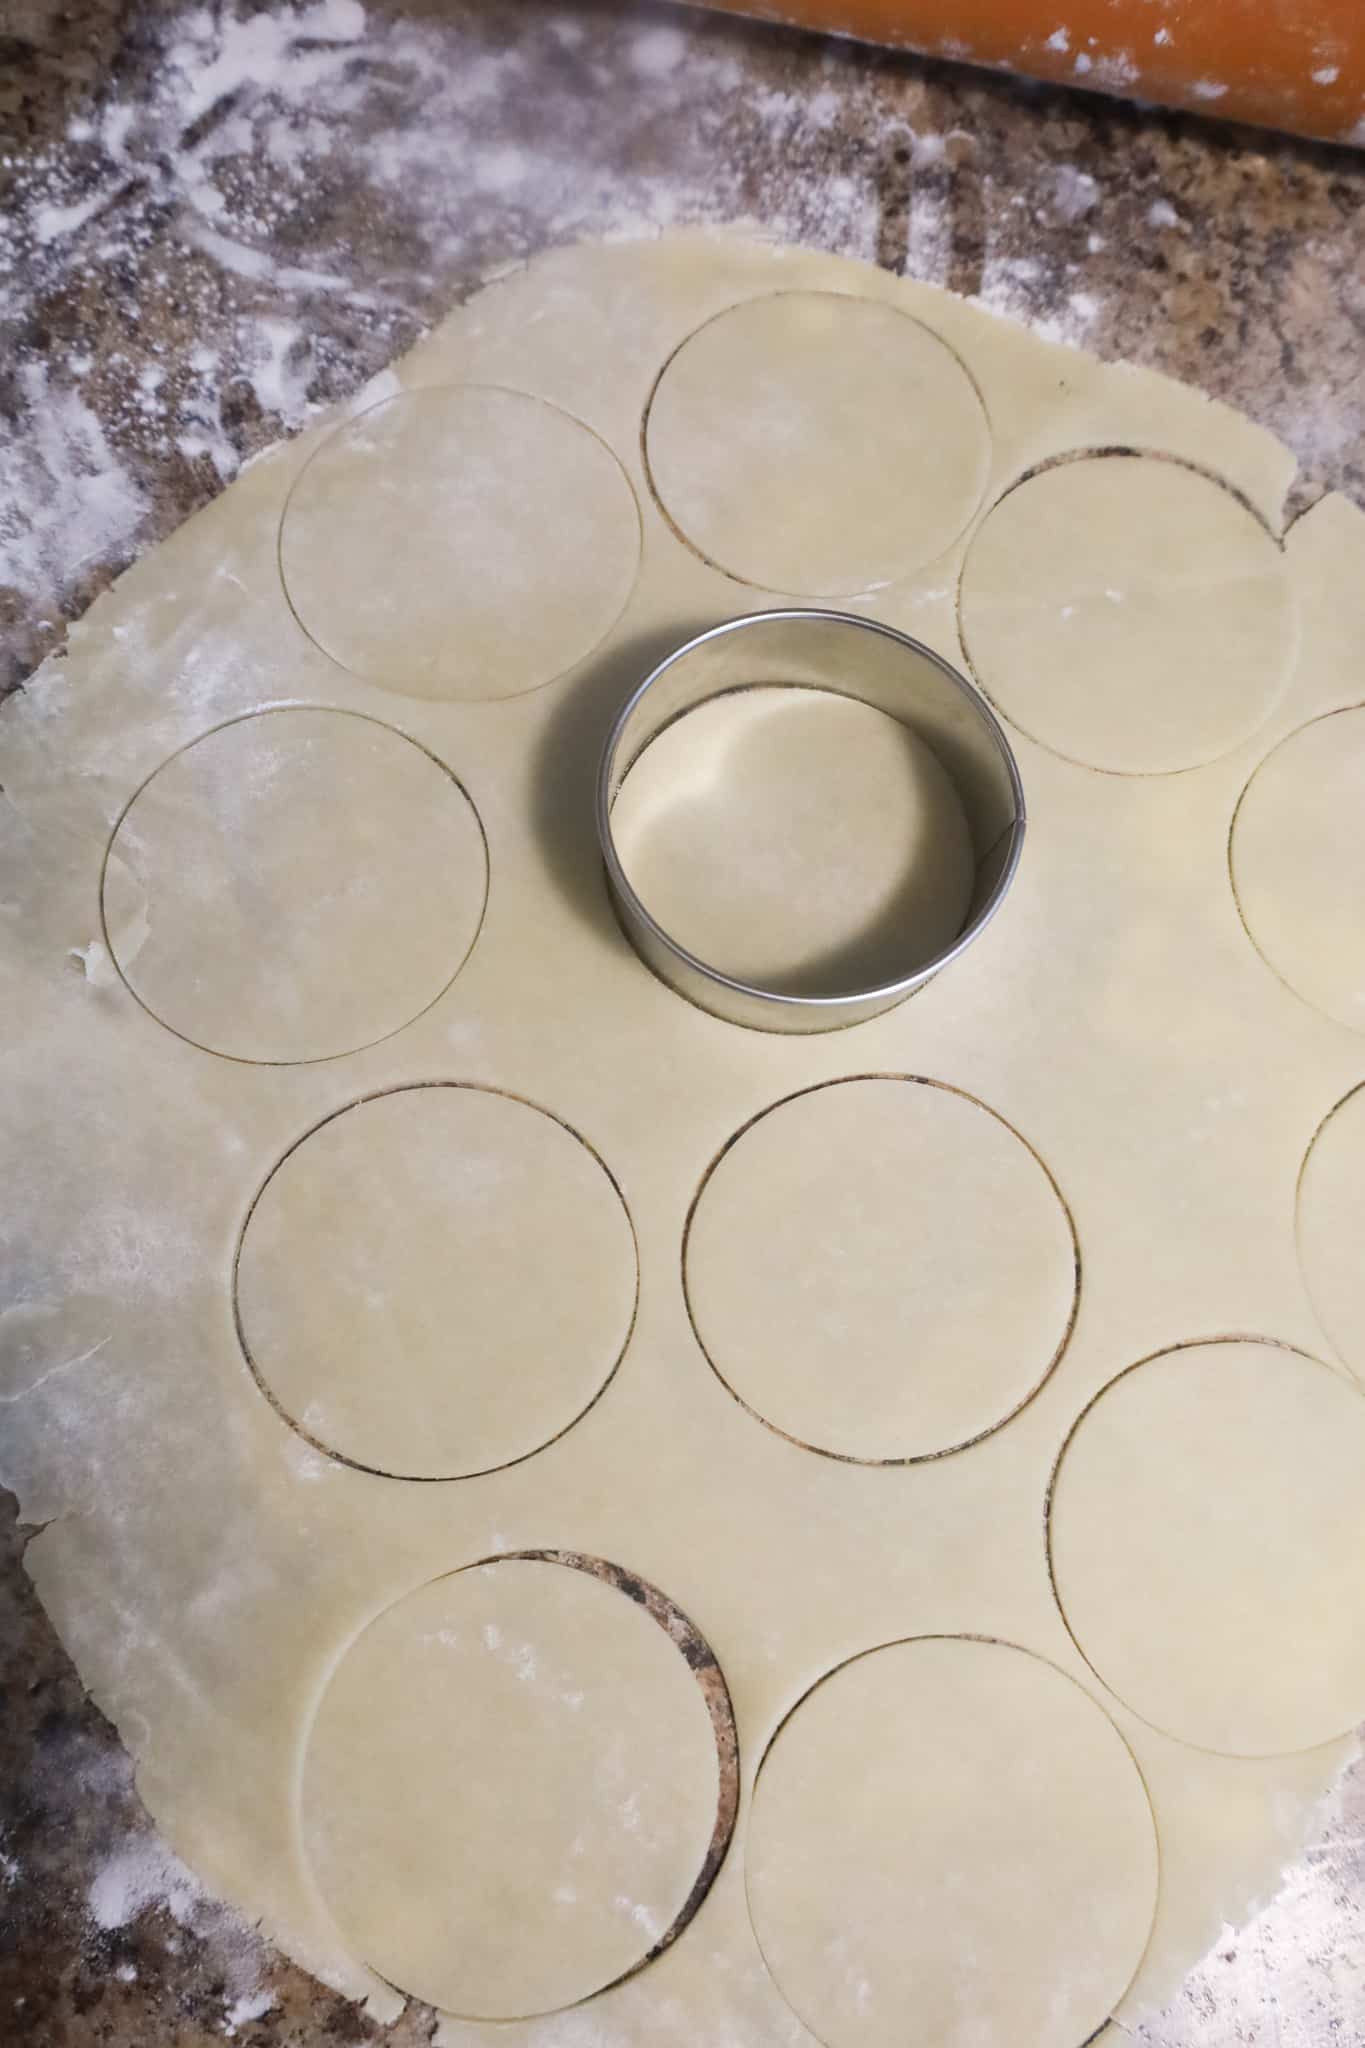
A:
[[235, 1086, 637, 1478], [959, 454, 1294, 774], [747, 1637, 1157, 2048], [102, 708, 487, 1064], [609, 687, 975, 995], [1230, 706, 1365, 1032], [645, 292, 990, 596], [1049, 1339, 1365, 1755], [302, 1556, 725, 2018], [1298, 1084, 1365, 1378], [280, 386, 641, 699], [685, 1078, 1077, 1461]]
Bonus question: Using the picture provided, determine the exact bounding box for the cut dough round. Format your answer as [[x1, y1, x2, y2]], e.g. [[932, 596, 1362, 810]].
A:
[[102, 708, 486, 1064], [609, 687, 975, 994], [1049, 1340, 1365, 1755], [959, 454, 1294, 774], [235, 1086, 637, 1478], [746, 1636, 1157, 2048], [1297, 1084, 1365, 1377], [645, 292, 989, 595], [1230, 707, 1365, 1032], [302, 1558, 722, 2018], [279, 386, 641, 699], [684, 1078, 1076, 1461]]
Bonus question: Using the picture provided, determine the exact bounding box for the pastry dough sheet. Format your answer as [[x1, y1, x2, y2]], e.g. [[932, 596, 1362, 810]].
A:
[[3, 232, 1365, 2048]]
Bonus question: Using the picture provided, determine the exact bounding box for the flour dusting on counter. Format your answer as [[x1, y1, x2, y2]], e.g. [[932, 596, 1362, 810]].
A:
[[88, 1833, 208, 1931]]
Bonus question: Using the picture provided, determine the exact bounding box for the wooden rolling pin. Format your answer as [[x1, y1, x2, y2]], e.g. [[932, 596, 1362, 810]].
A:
[[690, 0, 1365, 146]]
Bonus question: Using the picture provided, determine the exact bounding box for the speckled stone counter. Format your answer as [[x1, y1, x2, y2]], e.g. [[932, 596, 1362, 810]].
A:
[[2, 3, 1363, 2043]]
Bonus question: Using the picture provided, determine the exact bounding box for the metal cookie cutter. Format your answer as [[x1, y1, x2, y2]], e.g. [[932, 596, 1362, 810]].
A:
[[596, 610, 1025, 1034]]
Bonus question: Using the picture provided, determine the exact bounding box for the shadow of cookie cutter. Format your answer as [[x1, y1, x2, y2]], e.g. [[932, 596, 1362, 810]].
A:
[[596, 610, 1026, 1034]]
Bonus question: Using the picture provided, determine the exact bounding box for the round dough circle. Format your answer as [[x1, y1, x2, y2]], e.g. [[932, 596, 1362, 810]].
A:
[[684, 1078, 1077, 1461], [1049, 1340, 1365, 1755], [645, 292, 990, 596], [235, 1087, 637, 1478], [1297, 1084, 1365, 1376], [1230, 707, 1365, 1032], [747, 1637, 1157, 2048], [279, 386, 641, 699], [959, 455, 1294, 774], [302, 1558, 722, 2018], [609, 688, 975, 994], [102, 708, 487, 1064]]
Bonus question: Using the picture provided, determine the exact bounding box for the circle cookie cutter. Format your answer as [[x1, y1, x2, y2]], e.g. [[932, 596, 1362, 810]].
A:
[[596, 610, 1026, 1033]]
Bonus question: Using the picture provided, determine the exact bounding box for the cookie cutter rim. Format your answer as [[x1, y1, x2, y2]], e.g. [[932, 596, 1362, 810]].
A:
[[595, 609, 1027, 1034]]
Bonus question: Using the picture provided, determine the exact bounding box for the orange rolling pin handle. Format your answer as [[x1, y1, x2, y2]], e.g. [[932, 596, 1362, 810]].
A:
[[686, 0, 1365, 146]]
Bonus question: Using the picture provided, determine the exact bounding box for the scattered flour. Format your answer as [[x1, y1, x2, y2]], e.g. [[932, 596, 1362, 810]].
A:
[[88, 1833, 207, 1931], [1053, 165, 1098, 221], [224, 1986, 278, 2034], [86, 1826, 278, 2030], [1093, 51, 1138, 91], [630, 24, 688, 80], [241, 316, 317, 430], [0, 363, 148, 601]]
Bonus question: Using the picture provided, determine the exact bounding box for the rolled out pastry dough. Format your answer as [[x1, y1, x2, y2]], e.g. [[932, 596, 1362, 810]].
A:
[[4, 232, 1364, 2048]]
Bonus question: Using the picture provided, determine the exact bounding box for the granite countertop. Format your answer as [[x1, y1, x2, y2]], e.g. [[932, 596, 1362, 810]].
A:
[[2, 2, 1364, 2042]]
